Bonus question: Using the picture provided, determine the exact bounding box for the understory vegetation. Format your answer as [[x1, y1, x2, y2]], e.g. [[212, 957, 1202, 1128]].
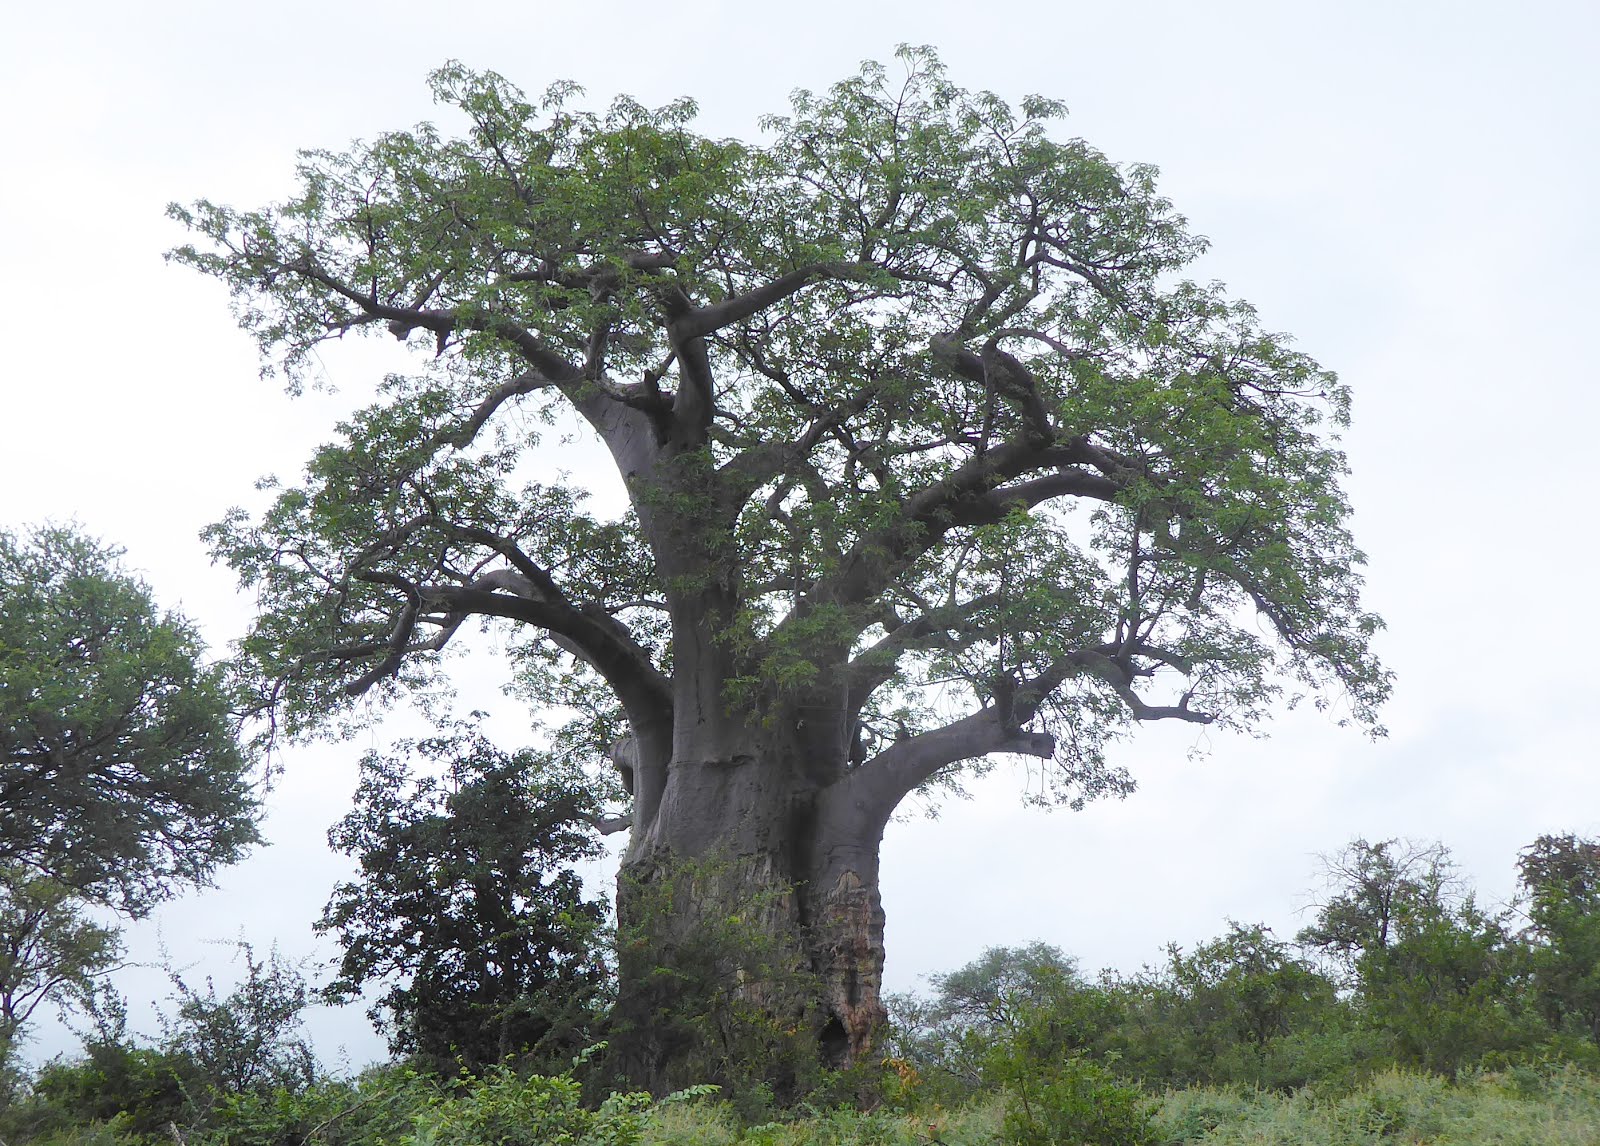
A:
[[7, 835, 1600, 1146]]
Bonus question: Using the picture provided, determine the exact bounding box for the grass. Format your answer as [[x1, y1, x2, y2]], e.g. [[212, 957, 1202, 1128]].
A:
[[9, 1065, 1600, 1145], [1150, 1066, 1600, 1145], [634, 1067, 1600, 1146]]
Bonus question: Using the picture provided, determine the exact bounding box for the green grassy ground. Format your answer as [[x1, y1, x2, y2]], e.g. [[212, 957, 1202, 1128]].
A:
[[635, 1068, 1600, 1146], [10, 1064, 1600, 1145]]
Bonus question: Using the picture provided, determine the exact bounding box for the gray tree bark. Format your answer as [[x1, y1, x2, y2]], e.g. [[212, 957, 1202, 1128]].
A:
[[611, 719, 891, 1095]]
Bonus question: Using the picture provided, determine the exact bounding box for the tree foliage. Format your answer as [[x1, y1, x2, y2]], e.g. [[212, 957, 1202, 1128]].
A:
[[0, 871, 121, 1072], [923, 941, 1090, 1036], [23, 944, 319, 1139], [1301, 839, 1535, 1078], [172, 46, 1388, 804], [888, 943, 1117, 1099], [1298, 838, 1457, 977], [1116, 923, 1343, 1089], [0, 525, 258, 915], [157, 942, 320, 1101], [1356, 895, 1533, 1078], [318, 726, 610, 1072], [1519, 833, 1600, 1049]]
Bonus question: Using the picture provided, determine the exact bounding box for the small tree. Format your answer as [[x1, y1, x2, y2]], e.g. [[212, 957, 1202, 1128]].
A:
[[0, 871, 120, 1078], [174, 49, 1388, 1086], [1298, 838, 1456, 978], [1, 523, 258, 1058], [1114, 922, 1344, 1089], [925, 942, 1089, 1034], [888, 944, 1151, 1145], [160, 942, 319, 1101], [1358, 896, 1533, 1077], [888, 943, 1119, 1101], [0, 524, 259, 914], [319, 726, 610, 1072], [1518, 833, 1600, 1050], [1303, 839, 1534, 1077], [27, 944, 318, 1137]]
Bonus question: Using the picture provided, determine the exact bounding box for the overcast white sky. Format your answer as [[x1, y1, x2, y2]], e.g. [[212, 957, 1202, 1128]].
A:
[[4, 0, 1597, 1069]]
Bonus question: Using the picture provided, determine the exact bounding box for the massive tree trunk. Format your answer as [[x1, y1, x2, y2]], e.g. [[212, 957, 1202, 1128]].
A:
[[611, 714, 891, 1096], [603, 501, 1056, 1093], [597, 425, 904, 1092]]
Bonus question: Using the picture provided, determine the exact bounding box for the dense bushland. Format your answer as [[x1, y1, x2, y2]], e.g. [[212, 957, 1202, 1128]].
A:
[[7, 834, 1600, 1145]]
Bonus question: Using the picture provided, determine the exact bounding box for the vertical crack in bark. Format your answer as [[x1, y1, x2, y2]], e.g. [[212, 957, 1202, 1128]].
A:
[[813, 868, 888, 1066]]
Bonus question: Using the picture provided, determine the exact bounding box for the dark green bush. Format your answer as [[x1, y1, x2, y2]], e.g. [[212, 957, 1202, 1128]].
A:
[[996, 1055, 1155, 1146], [29, 1042, 192, 1140]]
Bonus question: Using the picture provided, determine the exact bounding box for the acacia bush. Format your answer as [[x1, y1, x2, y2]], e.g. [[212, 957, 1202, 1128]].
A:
[[883, 837, 1600, 1104], [1151, 1066, 1600, 1146], [1107, 922, 1370, 1091]]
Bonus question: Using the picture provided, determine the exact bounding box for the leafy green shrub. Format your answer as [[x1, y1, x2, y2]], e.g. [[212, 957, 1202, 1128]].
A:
[[635, 1100, 743, 1146], [404, 1066, 716, 1146], [643, 1099, 1004, 1146], [9, 943, 322, 1143], [320, 728, 612, 1076], [1148, 1067, 1600, 1146], [159, 941, 320, 1103], [194, 1064, 442, 1146], [996, 1055, 1155, 1146], [0, 1122, 136, 1146], [29, 1041, 192, 1140], [1109, 922, 1352, 1092], [1520, 834, 1600, 1050], [1332, 1070, 1448, 1139], [1150, 1088, 1256, 1143], [886, 943, 1124, 1105], [407, 1067, 604, 1146], [1297, 838, 1542, 1081], [980, 991, 1156, 1146], [1356, 898, 1539, 1078]]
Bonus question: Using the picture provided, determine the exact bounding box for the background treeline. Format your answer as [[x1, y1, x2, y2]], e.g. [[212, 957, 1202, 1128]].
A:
[[6, 832, 1600, 1146], [891, 833, 1600, 1099]]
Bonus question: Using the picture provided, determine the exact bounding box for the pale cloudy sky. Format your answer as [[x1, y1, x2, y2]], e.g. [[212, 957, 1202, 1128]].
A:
[[4, 1, 1597, 1067]]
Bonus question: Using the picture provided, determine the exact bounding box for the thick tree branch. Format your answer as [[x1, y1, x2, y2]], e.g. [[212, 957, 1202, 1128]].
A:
[[841, 708, 1056, 828], [931, 335, 1055, 442], [439, 371, 560, 449], [589, 812, 634, 836], [667, 329, 718, 444], [292, 255, 580, 383], [675, 262, 872, 340], [837, 633, 1215, 827], [802, 436, 1121, 624], [499, 248, 679, 293], [661, 262, 876, 445], [844, 592, 1006, 714], [421, 583, 671, 726], [289, 255, 670, 455], [330, 531, 671, 735], [339, 582, 467, 697]]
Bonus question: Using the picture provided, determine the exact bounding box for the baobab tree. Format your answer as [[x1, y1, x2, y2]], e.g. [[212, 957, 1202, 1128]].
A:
[[173, 48, 1388, 1088]]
